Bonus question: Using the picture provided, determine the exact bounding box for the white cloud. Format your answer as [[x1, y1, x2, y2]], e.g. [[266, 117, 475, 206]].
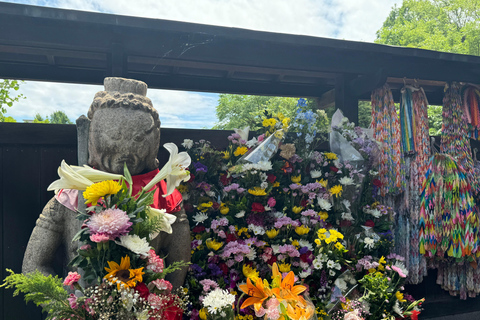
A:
[[5, 81, 218, 128], [4, 0, 402, 128]]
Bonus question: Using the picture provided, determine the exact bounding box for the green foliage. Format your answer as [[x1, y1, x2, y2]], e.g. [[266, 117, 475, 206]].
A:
[[358, 101, 372, 128], [213, 94, 304, 130], [0, 115, 16, 122], [428, 105, 443, 135], [1, 269, 73, 320], [33, 113, 50, 124], [0, 79, 24, 116], [376, 0, 480, 56], [49, 110, 73, 124]]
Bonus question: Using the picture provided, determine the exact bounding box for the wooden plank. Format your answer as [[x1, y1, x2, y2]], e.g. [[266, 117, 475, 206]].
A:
[[0, 123, 77, 145], [2, 146, 44, 320]]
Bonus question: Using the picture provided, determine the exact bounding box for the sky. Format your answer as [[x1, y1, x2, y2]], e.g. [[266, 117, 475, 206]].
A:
[[3, 0, 402, 128]]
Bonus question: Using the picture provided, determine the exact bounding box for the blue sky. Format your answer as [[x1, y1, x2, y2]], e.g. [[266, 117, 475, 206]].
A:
[[3, 0, 401, 128]]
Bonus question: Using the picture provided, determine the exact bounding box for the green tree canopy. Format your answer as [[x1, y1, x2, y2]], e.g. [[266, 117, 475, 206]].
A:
[[49, 110, 73, 124], [33, 113, 50, 124], [0, 115, 16, 122], [376, 0, 480, 55], [0, 79, 24, 118], [213, 95, 304, 130]]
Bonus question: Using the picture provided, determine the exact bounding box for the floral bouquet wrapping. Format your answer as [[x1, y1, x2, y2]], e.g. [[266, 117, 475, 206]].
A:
[[2, 143, 191, 320]]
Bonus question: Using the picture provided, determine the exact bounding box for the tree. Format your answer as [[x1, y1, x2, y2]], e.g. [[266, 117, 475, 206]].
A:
[[0, 79, 24, 118], [49, 110, 72, 124], [374, 0, 480, 134], [213, 95, 303, 130], [376, 0, 480, 55], [0, 115, 16, 122], [33, 113, 50, 124]]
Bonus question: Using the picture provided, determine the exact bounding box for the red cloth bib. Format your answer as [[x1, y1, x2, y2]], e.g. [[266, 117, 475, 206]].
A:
[[130, 169, 183, 213]]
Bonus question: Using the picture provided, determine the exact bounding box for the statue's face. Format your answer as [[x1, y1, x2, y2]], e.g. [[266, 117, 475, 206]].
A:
[[88, 108, 160, 175]]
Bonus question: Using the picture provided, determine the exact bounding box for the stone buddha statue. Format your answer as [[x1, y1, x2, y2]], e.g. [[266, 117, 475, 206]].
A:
[[22, 77, 191, 288]]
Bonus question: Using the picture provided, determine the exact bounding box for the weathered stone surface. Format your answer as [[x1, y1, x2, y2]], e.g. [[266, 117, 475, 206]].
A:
[[22, 77, 191, 288]]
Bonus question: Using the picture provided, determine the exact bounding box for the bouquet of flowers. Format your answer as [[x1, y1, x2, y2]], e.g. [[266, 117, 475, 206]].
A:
[[2, 143, 191, 320]]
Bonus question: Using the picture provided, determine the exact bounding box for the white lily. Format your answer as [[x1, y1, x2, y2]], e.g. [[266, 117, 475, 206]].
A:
[[234, 126, 250, 141], [47, 160, 125, 193], [47, 160, 94, 193], [147, 207, 177, 236], [143, 143, 191, 195]]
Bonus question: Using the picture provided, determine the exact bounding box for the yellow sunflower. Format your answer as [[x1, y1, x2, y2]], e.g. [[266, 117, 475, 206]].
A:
[[104, 255, 144, 290], [83, 180, 121, 205]]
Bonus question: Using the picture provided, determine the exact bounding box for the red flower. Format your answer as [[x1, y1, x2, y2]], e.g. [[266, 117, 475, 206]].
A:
[[212, 202, 220, 210], [252, 202, 265, 213], [365, 220, 375, 228], [330, 166, 339, 173], [189, 173, 195, 181], [219, 263, 229, 275], [226, 233, 237, 243], [267, 255, 277, 265], [220, 174, 232, 186], [300, 199, 308, 207], [267, 174, 277, 183], [192, 225, 206, 233], [183, 203, 194, 213], [134, 282, 150, 300], [340, 220, 352, 227], [373, 179, 382, 187], [410, 310, 421, 320]]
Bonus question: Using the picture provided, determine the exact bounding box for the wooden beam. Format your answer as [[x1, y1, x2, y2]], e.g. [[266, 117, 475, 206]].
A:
[[335, 74, 358, 125]]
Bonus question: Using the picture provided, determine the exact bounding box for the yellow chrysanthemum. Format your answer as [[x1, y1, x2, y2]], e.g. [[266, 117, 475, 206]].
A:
[[324, 152, 338, 160], [318, 233, 327, 241], [329, 185, 343, 198], [282, 118, 290, 127], [314, 239, 321, 246], [335, 242, 344, 251], [278, 263, 291, 273], [199, 308, 208, 320], [220, 203, 230, 215], [319, 211, 329, 220], [243, 264, 259, 282], [238, 227, 249, 236], [396, 291, 406, 303], [295, 225, 310, 235], [292, 206, 304, 214], [291, 240, 300, 247], [83, 180, 121, 206], [291, 175, 301, 183], [318, 179, 328, 188], [206, 239, 224, 251], [104, 255, 144, 290], [262, 118, 277, 127], [274, 130, 284, 139], [222, 151, 231, 160], [273, 182, 280, 187], [266, 229, 280, 239], [234, 146, 248, 157], [248, 187, 267, 196], [277, 113, 285, 121], [317, 228, 327, 235]]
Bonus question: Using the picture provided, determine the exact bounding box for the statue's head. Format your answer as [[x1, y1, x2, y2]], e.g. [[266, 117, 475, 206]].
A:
[[87, 77, 161, 175]]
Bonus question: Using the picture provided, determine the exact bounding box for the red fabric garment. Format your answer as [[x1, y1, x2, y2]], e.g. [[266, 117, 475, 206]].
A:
[[130, 169, 183, 213]]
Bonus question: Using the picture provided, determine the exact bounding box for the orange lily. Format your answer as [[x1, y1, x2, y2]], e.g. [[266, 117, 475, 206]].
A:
[[271, 270, 306, 304], [239, 278, 272, 311], [287, 302, 314, 320]]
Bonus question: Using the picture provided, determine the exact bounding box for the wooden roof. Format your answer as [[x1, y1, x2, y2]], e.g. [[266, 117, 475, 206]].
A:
[[1, 2, 480, 111]]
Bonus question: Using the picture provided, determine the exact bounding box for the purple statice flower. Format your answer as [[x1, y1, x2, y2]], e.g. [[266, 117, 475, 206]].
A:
[[221, 241, 250, 259], [299, 246, 309, 255], [289, 154, 303, 163], [305, 182, 322, 191], [194, 162, 208, 173], [356, 256, 379, 271], [190, 264, 206, 278], [274, 217, 300, 229], [237, 188, 246, 194], [386, 253, 405, 261], [232, 133, 241, 139]]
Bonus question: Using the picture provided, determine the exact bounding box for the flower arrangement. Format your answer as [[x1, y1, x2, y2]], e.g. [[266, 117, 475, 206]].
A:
[[2, 143, 191, 320], [180, 104, 424, 320]]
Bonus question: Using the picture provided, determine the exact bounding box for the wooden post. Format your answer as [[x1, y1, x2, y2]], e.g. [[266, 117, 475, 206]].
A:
[[335, 74, 359, 125]]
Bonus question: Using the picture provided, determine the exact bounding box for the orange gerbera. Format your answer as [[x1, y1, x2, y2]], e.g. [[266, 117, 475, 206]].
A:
[[239, 278, 272, 311], [271, 263, 306, 304], [104, 255, 144, 290]]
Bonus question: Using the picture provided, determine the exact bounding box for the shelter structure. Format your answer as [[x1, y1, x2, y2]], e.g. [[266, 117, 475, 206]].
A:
[[2, 3, 480, 320], [2, 2, 480, 125]]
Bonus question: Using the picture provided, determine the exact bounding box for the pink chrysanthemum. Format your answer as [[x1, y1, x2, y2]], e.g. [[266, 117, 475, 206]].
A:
[[86, 208, 132, 240], [147, 249, 165, 273], [151, 279, 173, 294]]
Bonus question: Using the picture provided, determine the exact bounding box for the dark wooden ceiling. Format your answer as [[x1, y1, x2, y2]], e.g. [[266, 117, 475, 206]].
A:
[[0, 2, 480, 106]]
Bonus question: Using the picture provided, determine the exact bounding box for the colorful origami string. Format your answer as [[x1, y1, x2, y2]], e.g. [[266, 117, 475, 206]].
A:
[[371, 84, 405, 197]]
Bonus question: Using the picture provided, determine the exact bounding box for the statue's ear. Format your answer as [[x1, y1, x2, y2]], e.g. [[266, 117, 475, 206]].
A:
[[76, 115, 91, 166]]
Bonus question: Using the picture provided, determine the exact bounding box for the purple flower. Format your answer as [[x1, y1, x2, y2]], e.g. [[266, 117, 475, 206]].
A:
[[194, 162, 208, 173]]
